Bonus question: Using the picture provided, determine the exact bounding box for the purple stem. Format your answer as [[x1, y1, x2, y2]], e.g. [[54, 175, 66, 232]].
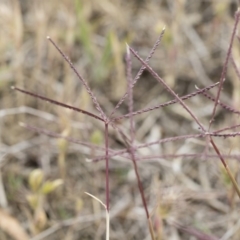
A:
[[20, 122, 116, 153], [110, 28, 165, 118], [126, 45, 150, 219], [105, 123, 110, 212], [12, 86, 104, 122], [200, 91, 240, 115], [90, 131, 240, 162], [47, 36, 106, 120], [113, 82, 219, 121], [129, 47, 206, 132], [209, 10, 240, 129]]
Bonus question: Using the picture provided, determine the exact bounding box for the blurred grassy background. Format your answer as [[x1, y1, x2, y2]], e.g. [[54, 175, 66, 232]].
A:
[[1, 0, 240, 239]]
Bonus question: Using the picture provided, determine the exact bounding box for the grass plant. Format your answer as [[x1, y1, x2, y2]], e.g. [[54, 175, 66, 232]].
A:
[[10, 8, 240, 239], [2, 1, 240, 239]]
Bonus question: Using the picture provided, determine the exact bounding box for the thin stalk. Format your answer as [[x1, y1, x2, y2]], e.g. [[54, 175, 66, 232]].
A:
[[113, 82, 219, 121], [128, 146, 155, 239], [206, 9, 240, 199], [89, 133, 209, 162], [230, 53, 240, 81], [126, 45, 135, 143], [106, 210, 110, 240], [110, 27, 165, 118], [12, 86, 104, 122], [199, 91, 240, 115], [104, 123, 110, 212], [47, 36, 106, 120], [210, 138, 240, 198], [85, 192, 110, 240], [130, 45, 240, 201], [136, 153, 240, 162], [148, 218, 155, 240], [126, 45, 154, 239], [19, 122, 116, 153], [173, 222, 218, 240], [90, 152, 240, 164], [129, 47, 206, 132], [213, 123, 240, 134], [89, 130, 240, 162], [209, 9, 240, 129]]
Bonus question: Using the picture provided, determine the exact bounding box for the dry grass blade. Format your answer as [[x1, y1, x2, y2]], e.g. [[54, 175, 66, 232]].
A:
[[0, 209, 30, 240], [85, 192, 106, 208], [174, 222, 218, 240], [85, 192, 110, 240], [104, 123, 110, 212]]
